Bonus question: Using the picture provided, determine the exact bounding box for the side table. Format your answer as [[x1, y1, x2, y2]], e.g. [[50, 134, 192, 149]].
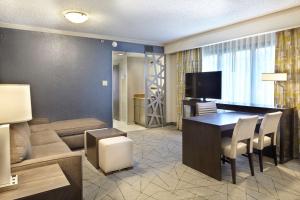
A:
[[0, 164, 70, 200], [86, 128, 127, 169]]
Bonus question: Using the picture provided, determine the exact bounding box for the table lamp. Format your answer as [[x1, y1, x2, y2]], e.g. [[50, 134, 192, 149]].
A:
[[0, 84, 32, 191], [261, 73, 287, 108]]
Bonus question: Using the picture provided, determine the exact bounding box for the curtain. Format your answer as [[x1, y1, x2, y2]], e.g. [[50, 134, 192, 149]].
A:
[[202, 33, 276, 106], [176, 48, 202, 129], [275, 28, 300, 157]]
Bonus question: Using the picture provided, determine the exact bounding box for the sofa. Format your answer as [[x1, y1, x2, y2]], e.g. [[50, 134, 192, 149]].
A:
[[30, 118, 107, 149], [10, 118, 107, 200]]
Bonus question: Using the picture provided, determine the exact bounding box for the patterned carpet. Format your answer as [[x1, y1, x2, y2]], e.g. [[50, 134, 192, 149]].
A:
[[83, 126, 300, 200]]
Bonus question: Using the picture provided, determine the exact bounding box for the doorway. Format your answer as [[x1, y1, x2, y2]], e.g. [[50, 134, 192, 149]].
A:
[[112, 51, 146, 132]]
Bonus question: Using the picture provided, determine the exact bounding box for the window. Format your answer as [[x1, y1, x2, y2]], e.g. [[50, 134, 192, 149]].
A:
[[202, 33, 275, 106]]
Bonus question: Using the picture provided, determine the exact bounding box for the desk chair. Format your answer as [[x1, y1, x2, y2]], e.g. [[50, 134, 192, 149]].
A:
[[221, 116, 258, 184], [253, 112, 282, 172], [196, 101, 217, 116]]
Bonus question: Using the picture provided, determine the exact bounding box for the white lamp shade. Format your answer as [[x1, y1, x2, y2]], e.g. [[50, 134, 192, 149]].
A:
[[261, 73, 287, 81], [0, 84, 32, 124]]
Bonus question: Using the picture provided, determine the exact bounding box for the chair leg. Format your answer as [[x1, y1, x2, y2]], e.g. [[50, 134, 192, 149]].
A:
[[230, 158, 236, 184], [248, 153, 254, 176], [222, 155, 226, 164], [272, 145, 278, 166], [258, 150, 263, 172]]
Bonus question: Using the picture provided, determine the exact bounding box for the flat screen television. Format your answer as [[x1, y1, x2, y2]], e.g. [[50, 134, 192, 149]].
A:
[[185, 71, 222, 99]]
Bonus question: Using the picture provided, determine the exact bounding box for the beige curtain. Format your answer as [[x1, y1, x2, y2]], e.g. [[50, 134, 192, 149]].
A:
[[176, 48, 202, 129], [275, 28, 300, 157]]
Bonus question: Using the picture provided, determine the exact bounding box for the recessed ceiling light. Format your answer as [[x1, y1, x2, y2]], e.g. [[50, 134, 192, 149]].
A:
[[118, 53, 124, 56], [63, 10, 88, 24]]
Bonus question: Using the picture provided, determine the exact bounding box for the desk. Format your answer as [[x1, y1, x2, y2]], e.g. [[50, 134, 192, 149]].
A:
[[182, 111, 263, 181], [183, 100, 297, 163]]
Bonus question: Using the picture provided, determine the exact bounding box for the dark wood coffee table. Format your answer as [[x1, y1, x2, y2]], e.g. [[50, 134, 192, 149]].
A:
[[86, 128, 127, 169]]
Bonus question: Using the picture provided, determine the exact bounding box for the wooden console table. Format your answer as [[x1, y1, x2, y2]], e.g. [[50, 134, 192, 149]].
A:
[[183, 99, 298, 163], [0, 164, 70, 200]]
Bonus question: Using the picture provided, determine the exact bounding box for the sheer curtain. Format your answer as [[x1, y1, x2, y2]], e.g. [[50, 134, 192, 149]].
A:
[[202, 33, 276, 106]]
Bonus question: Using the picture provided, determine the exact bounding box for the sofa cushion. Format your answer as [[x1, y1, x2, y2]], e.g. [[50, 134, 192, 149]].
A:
[[12, 122, 31, 136], [51, 118, 107, 137], [30, 130, 62, 146], [31, 142, 70, 159], [10, 123, 32, 164], [30, 123, 52, 133], [61, 134, 84, 150]]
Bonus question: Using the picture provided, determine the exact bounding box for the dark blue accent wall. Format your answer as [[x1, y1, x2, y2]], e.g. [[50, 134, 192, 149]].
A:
[[0, 28, 163, 127]]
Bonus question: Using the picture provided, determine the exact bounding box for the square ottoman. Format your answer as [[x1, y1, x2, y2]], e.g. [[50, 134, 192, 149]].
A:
[[85, 128, 127, 168], [98, 136, 133, 174]]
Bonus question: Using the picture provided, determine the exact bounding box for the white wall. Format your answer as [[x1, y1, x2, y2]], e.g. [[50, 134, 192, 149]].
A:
[[166, 53, 177, 123], [127, 57, 145, 124], [165, 6, 300, 54], [118, 56, 128, 123]]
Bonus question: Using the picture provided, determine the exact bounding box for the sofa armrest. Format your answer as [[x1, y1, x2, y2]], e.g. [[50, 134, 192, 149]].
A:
[[29, 118, 50, 125], [11, 152, 82, 200]]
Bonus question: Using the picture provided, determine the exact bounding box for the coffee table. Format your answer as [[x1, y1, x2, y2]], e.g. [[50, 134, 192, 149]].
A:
[[86, 128, 127, 169]]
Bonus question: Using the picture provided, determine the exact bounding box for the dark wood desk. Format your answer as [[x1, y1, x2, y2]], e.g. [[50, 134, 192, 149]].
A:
[[182, 111, 263, 181], [183, 100, 297, 163]]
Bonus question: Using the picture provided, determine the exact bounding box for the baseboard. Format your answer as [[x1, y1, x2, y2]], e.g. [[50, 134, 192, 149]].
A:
[[165, 122, 176, 126]]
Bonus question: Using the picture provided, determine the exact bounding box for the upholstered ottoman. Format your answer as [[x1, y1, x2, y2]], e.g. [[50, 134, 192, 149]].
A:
[[85, 128, 127, 168], [98, 136, 133, 174]]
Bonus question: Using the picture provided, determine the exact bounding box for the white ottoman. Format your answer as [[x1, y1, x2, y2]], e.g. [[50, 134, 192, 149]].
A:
[[98, 136, 133, 174]]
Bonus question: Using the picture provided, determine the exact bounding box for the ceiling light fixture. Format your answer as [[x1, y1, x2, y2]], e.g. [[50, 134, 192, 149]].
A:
[[63, 10, 88, 24]]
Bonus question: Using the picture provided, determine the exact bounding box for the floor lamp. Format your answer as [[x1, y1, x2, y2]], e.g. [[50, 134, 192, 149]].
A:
[[0, 84, 32, 191], [261, 73, 287, 108]]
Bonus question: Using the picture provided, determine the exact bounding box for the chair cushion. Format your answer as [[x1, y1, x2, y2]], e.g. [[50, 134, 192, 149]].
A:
[[30, 130, 62, 146], [253, 133, 272, 150], [10, 123, 32, 164], [51, 118, 107, 137], [196, 102, 217, 116], [31, 142, 70, 159], [221, 137, 247, 159], [30, 124, 52, 133]]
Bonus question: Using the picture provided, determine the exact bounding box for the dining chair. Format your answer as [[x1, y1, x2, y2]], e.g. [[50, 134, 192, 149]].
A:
[[253, 112, 282, 172], [221, 115, 258, 184], [196, 101, 217, 116]]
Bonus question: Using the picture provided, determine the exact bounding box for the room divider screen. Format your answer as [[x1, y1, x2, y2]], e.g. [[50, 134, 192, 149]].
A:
[[144, 52, 166, 128]]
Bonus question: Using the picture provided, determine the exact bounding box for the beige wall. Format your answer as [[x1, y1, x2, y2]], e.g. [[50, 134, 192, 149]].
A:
[[166, 53, 177, 123], [165, 6, 300, 53], [127, 57, 145, 124]]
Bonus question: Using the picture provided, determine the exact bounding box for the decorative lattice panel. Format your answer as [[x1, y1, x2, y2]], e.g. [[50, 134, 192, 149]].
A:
[[144, 52, 166, 128]]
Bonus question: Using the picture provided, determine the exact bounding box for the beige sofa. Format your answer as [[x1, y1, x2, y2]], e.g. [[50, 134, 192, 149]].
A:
[[10, 118, 107, 200], [30, 118, 107, 149]]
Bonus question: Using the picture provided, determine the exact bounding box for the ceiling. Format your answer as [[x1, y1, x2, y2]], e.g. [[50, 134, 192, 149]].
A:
[[0, 0, 300, 45]]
